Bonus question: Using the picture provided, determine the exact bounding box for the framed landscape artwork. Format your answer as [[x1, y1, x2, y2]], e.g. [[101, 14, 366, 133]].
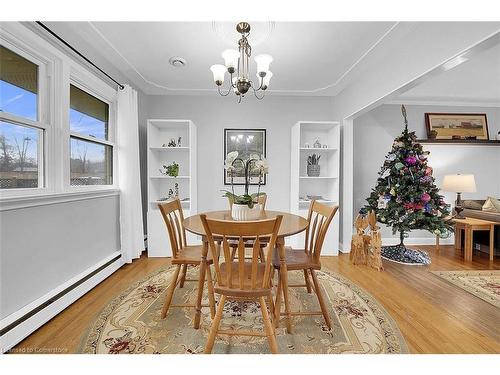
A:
[[224, 128, 266, 185], [425, 113, 489, 140]]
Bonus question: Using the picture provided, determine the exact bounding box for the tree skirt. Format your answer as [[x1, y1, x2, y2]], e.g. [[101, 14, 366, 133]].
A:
[[381, 245, 431, 265], [78, 266, 408, 354]]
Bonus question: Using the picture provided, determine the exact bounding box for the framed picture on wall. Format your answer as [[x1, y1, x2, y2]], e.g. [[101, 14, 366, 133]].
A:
[[224, 128, 267, 185], [425, 113, 489, 140]]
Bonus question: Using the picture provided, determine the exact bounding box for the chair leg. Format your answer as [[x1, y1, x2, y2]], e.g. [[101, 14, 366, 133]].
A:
[[281, 269, 292, 334], [204, 295, 226, 354], [267, 293, 275, 327], [304, 269, 312, 294], [206, 264, 216, 319], [161, 264, 181, 319], [179, 264, 188, 288], [231, 247, 237, 261], [274, 268, 282, 327], [310, 269, 332, 330], [259, 247, 265, 262], [260, 297, 279, 354]]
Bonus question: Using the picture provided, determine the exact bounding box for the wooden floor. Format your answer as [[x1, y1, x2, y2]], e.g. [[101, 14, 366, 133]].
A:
[[10, 245, 500, 354]]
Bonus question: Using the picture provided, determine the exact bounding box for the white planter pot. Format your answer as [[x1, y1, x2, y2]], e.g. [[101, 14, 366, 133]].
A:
[[231, 203, 262, 221]]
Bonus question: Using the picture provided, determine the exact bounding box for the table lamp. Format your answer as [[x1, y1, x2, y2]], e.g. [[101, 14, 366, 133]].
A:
[[442, 174, 477, 219]]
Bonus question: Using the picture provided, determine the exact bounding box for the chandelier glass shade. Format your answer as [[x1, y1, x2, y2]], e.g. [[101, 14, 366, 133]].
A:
[[210, 22, 273, 102]]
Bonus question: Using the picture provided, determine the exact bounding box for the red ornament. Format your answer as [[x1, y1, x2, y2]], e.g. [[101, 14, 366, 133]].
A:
[[425, 167, 433, 176]]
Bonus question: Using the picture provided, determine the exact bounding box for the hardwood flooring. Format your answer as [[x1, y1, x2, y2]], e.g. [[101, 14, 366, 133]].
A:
[[9, 245, 500, 354]]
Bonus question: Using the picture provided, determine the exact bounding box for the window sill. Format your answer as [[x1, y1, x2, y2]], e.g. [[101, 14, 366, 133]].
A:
[[0, 188, 120, 211]]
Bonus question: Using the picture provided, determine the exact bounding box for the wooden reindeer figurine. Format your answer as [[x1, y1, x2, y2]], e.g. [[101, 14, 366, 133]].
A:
[[367, 211, 384, 271], [350, 214, 369, 265]]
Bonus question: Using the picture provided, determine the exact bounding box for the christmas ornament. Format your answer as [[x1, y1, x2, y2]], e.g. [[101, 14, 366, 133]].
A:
[[421, 193, 431, 203], [405, 156, 417, 165], [395, 162, 404, 170], [425, 167, 433, 176]]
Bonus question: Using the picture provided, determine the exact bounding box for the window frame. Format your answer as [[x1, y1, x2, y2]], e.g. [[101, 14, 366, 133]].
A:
[[66, 68, 117, 192], [0, 36, 50, 197], [0, 23, 119, 205]]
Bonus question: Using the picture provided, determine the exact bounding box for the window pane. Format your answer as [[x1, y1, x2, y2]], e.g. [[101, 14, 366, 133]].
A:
[[70, 137, 112, 186], [70, 85, 109, 140], [0, 46, 38, 121], [0, 121, 40, 189]]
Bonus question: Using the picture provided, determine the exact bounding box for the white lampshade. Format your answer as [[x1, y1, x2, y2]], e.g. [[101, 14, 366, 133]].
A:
[[254, 54, 273, 73], [222, 49, 239, 70], [210, 64, 226, 84], [442, 174, 477, 193]]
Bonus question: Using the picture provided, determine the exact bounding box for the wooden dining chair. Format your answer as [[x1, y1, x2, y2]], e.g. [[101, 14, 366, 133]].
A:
[[227, 193, 268, 262], [158, 199, 216, 325], [200, 214, 283, 354], [273, 200, 338, 332]]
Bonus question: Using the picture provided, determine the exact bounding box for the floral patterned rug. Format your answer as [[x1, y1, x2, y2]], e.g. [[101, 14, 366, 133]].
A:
[[79, 266, 408, 354], [432, 270, 500, 308]]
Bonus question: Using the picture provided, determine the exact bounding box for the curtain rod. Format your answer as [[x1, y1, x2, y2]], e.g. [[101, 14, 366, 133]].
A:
[[35, 21, 125, 90]]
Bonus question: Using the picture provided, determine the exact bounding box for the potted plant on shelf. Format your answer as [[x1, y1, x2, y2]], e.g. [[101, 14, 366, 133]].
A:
[[307, 153, 321, 177], [222, 151, 268, 221], [159, 162, 179, 177]]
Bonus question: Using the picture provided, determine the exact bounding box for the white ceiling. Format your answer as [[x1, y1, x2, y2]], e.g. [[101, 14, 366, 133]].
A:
[[395, 42, 500, 105], [42, 21, 397, 95]]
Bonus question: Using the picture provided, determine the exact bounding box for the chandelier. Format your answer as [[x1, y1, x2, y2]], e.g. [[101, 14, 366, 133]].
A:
[[210, 22, 273, 102]]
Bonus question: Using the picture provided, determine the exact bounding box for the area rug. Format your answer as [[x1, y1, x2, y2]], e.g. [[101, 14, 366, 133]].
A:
[[432, 270, 500, 308], [382, 245, 431, 265], [78, 266, 408, 354]]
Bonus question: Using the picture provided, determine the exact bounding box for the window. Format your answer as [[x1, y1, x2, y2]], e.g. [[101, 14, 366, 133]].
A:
[[69, 84, 112, 186], [0, 45, 43, 190]]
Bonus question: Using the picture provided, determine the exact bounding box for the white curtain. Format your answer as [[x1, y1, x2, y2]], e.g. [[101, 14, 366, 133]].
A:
[[116, 85, 145, 263]]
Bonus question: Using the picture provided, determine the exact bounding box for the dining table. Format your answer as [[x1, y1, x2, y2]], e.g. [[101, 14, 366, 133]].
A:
[[183, 210, 309, 331]]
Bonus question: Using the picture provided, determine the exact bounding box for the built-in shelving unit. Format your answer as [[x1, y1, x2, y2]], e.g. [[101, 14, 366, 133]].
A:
[[290, 121, 340, 255], [147, 119, 197, 257]]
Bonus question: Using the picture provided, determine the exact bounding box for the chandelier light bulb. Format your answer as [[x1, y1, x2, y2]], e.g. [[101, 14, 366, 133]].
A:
[[210, 64, 227, 85], [222, 49, 240, 73], [254, 54, 273, 74]]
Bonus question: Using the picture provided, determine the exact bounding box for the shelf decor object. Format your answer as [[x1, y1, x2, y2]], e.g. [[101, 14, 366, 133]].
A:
[[147, 119, 197, 257], [425, 113, 489, 140], [290, 121, 340, 254], [306, 153, 321, 177], [210, 22, 273, 103]]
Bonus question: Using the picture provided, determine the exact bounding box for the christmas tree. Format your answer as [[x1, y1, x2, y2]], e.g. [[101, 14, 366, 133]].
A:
[[364, 106, 453, 264]]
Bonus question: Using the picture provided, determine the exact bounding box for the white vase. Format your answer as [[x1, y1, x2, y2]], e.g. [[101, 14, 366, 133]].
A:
[[231, 203, 262, 221]]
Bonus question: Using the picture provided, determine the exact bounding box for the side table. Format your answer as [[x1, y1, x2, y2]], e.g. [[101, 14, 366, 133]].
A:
[[453, 217, 496, 261]]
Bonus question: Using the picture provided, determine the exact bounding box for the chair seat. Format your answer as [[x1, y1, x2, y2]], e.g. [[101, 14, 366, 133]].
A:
[[214, 262, 271, 297], [272, 247, 321, 271], [172, 245, 213, 265]]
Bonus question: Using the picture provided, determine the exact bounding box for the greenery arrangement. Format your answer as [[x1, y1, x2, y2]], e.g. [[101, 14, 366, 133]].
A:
[[307, 153, 321, 165], [222, 151, 268, 208], [160, 162, 179, 177], [364, 106, 453, 247]]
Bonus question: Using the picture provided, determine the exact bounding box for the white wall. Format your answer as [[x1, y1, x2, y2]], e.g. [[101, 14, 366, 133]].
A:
[[353, 104, 500, 242], [0, 195, 120, 318], [144, 95, 334, 214]]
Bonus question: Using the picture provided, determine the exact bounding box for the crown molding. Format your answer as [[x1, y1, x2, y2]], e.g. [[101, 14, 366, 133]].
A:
[[88, 21, 399, 96]]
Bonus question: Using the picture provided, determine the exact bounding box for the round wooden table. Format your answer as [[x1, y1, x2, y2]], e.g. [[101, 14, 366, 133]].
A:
[[183, 210, 309, 238], [183, 210, 309, 331]]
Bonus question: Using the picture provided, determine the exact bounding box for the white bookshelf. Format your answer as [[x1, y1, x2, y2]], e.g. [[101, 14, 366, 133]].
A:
[[290, 121, 340, 255], [147, 119, 198, 257]]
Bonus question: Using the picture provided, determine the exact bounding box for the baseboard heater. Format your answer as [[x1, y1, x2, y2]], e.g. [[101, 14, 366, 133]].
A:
[[0, 253, 122, 350]]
